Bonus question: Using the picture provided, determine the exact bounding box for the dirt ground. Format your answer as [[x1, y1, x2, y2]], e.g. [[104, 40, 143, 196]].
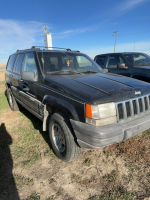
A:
[[0, 70, 150, 200]]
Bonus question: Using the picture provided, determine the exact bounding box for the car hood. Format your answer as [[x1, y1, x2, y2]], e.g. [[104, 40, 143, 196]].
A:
[[44, 73, 150, 104]]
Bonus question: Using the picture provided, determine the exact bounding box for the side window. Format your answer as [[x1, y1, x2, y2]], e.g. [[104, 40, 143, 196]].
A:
[[108, 56, 125, 69], [23, 53, 37, 74], [96, 56, 106, 68], [7, 54, 16, 71], [13, 54, 25, 74]]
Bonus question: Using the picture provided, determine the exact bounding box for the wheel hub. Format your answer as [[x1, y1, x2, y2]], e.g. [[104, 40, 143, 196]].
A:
[[52, 123, 65, 152]]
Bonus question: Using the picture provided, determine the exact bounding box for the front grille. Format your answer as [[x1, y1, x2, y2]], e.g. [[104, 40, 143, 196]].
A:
[[116, 94, 150, 122]]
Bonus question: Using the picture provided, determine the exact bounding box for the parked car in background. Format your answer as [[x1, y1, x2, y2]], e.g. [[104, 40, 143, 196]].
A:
[[94, 52, 150, 82], [5, 47, 150, 162]]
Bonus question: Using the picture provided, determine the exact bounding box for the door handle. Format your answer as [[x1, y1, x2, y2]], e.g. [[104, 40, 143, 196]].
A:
[[20, 84, 29, 92]]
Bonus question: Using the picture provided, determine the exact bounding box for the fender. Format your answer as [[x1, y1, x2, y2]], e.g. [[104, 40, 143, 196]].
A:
[[43, 95, 80, 121]]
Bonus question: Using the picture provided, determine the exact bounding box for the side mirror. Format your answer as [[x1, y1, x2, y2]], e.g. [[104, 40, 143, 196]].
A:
[[103, 69, 108, 73], [117, 63, 128, 70], [21, 71, 38, 82]]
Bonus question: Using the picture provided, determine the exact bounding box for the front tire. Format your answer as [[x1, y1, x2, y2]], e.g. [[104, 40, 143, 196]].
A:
[[49, 112, 82, 162]]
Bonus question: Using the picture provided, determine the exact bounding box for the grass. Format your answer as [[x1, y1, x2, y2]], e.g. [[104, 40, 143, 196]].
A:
[[44, 149, 55, 157], [88, 189, 137, 200], [14, 174, 34, 187], [0, 90, 9, 112], [10, 118, 49, 167], [84, 158, 93, 166], [71, 173, 80, 181], [0, 71, 9, 112], [26, 193, 40, 200]]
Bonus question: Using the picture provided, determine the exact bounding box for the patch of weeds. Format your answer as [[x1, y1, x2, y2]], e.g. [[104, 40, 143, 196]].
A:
[[84, 158, 93, 167], [26, 193, 40, 200], [103, 170, 118, 183], [103, 149, 112, 158], [44, 149, 55, 157], [20, 151, 40, 168], [127, 165, 140, 173], [122, 173, 134, 182], [45, 196, 54, 200], [14, 174, 34, 187], [71, 173, 79, 181], [88, 187, 137, 200], [141, 129, 150, 139], [63, 193, 74, 200]]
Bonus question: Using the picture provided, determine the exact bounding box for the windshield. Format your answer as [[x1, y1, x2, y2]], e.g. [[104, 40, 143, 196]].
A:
[[124, 53, 150, 66], [38, 52, 103, 75]]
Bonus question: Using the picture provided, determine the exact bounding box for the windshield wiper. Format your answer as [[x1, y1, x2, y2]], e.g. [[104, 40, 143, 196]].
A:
[[82, 71, 98, 74], [47, 70, 82, 75]]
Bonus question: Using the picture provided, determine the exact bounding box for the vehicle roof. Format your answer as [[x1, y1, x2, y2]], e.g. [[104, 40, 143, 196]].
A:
[[10, 48, 85, 57], [95, 52, 146, 57]]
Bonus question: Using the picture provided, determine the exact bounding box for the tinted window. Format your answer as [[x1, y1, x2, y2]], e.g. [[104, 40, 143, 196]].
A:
[[7, 54, 16, 71], [13, 54, 25, 74], [108, 55, 125, 69], [96, 56, 106, 68], [23, 53, 37, 74]]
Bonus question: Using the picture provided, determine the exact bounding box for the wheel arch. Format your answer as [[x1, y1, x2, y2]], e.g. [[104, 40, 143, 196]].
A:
[[42, 95, 80, 131]]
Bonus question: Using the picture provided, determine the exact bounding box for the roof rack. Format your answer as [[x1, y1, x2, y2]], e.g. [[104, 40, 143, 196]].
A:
[[16, 46, 80, 53], [16, 48, 35, 52], [31, 46, 80, 52]]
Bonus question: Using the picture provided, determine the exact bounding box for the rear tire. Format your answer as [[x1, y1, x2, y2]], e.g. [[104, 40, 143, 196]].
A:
[[7, 88, 19, 111], [49, 112, 82, 162]]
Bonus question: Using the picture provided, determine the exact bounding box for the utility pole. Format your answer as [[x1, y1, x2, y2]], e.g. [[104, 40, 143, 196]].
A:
[[112, 31, 118, 53]]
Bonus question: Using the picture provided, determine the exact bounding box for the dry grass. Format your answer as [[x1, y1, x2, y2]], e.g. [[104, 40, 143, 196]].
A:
[[0, 71, 5, 82]]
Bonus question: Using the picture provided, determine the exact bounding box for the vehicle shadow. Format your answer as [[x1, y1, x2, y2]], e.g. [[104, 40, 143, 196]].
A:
[[19, 108, 52, 149], [0, 123, 20, 200]]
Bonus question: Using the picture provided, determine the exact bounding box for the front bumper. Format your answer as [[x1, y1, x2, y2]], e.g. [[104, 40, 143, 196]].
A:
[[70, 113, 150, 149]]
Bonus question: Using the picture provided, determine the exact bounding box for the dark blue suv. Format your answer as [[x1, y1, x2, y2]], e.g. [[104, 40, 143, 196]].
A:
[[94, 52, 150, 82]]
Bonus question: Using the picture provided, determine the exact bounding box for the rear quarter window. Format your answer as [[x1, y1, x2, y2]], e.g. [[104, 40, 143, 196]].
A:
[[7, 54, 16, 71]]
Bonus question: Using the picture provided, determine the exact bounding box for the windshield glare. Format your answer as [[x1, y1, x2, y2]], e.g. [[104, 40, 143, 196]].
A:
[[38, 52, 103, 75], [124, 53, 150, 66]]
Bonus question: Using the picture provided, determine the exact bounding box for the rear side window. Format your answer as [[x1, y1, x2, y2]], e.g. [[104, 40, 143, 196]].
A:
[[7, 54, 16, 71], [95, 56, 106, 68], [13, 54, 25, 74]]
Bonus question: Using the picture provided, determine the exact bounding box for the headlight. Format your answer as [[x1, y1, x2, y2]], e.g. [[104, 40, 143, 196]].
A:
[[85, 102, 117, 126]]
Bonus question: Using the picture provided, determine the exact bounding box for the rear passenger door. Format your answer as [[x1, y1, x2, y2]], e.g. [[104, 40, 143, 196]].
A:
[[107, 55, 130, 76], [11, 54, 25, 100]]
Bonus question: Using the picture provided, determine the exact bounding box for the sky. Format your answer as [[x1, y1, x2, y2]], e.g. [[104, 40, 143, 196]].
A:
[[1, 0, 150, 63]]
